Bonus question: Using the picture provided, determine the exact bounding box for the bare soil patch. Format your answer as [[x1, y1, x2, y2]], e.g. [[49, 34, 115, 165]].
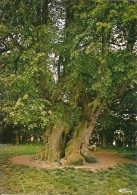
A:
[[10, 150, 136, 172]]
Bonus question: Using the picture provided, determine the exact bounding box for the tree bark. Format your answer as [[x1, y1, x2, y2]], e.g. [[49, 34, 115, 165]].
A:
[[36, 0, 49, 25], [35, 123, 68, 162], [61, 105, 103, 165], [102, 132, 107, 147], [35, 98, 103, 165], [15, 132, 20, 144]]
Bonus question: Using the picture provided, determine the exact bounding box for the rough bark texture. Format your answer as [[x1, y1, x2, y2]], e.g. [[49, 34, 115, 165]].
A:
[[35, 123, 68, 162], [63, 121, 89, 165], [35, 102, 103, 165], [62, 106, 102, 165]]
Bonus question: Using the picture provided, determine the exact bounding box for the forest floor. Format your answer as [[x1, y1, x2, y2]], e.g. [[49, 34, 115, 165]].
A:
[[0, 144, 137, 194], [10, 148, 136, 172]]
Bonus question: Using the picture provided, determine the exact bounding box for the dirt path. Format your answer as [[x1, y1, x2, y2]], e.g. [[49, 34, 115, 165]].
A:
[[10, 150, 136, 172]]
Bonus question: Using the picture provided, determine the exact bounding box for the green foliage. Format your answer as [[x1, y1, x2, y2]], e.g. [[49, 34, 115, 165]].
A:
[[123, 154, 137, 161], [0, 0, 56, 138], [92, 86, 137, 146], [1, 73, 52, 132]]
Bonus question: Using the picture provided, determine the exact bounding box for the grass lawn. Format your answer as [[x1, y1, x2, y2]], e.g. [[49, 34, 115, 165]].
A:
[[0, 144, 137, 195]]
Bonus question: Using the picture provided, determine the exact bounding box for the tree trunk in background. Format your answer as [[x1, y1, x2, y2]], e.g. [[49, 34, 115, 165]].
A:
[[37, 0, 49, 25], [15, 133, 20, 144], [102, 132, 107, 147]]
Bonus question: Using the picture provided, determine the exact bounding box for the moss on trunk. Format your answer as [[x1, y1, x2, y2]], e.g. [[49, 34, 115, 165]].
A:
[[63, 121, 96, 165], [63, 105, 103, 165], [35, 104, 103, 165], [35, 123, 68, 162]]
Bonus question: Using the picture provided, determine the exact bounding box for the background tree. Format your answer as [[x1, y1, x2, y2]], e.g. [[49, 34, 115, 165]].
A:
[[0, 0, 54, 143], [92, 86, 136, 147]]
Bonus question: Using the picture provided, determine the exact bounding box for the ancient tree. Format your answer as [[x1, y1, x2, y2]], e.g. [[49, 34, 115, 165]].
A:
[[0, 0, 136, 164]]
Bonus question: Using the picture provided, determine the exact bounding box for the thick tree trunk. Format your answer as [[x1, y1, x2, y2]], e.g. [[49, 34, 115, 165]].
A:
[[62, 121, 92, 165], [35, 123, 68, 162], [35, 102, 103, 165], [61, 106, 102, 165]]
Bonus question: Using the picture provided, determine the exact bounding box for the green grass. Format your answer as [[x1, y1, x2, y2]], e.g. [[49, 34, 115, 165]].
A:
[[100, 145, 137, 153], [123, 153, 137, 160], [0, 144, 137, 195]]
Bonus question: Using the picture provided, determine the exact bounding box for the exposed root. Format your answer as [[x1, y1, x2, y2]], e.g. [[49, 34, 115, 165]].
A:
[[66, 153, 85, 165], [33, 146, 47, 160], [80, 144, 97, 163], [60, 158, 68, 166]]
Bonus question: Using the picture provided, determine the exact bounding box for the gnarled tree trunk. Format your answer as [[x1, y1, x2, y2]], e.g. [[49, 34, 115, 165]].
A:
[[62, 106, 102, 165], [35, 123, 69, 162], [35, 101, 103, 165]]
